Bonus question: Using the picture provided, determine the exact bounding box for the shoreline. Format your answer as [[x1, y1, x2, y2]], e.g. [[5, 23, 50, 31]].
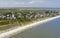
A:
[[0, 16, 60, 38]]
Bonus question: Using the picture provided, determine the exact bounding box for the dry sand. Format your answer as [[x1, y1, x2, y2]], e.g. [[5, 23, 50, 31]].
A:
[[0, 15, 60, 38]]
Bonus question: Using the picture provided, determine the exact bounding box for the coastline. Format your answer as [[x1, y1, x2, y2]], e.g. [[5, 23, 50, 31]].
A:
[[0, 15, 60, 38]]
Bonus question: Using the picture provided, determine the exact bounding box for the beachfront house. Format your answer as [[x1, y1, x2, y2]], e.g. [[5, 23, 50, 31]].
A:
[[0, 15, 6, 20], [34, 14, 41, 19], [6, 13, 16, 20], [17, 13, 24, 19]]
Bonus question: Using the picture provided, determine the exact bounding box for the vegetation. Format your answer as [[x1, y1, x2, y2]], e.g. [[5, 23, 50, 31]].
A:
[[0, 9, 60, 31]]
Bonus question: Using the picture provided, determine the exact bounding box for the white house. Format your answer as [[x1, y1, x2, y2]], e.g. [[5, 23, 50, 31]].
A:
[[6, 13, 16, 20]]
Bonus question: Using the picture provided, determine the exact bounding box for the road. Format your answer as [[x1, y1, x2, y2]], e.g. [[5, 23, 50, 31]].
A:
[[10, 17, 60, 38]]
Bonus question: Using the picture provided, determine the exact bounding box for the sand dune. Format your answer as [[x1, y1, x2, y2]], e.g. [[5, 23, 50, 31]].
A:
[[0, 15, 60, 38]]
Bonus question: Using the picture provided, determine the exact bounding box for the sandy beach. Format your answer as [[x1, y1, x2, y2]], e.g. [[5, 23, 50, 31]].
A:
[[0, 15, 60, 38]]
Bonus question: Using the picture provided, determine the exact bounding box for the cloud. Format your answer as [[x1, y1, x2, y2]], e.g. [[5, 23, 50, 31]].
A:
[[15, 2, 24, 4], [0, 0, 60, 7], [29, 0, 45, 4], [0, 0, 24, 5], [0, 0, 25, 7]]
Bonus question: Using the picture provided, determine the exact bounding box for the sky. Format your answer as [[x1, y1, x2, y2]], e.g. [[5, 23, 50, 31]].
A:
[[0, 0, 60, 8]]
